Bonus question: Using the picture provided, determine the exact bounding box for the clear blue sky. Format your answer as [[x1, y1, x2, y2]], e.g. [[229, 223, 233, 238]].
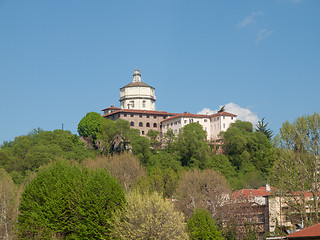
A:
[[1, 0, 319, 142]]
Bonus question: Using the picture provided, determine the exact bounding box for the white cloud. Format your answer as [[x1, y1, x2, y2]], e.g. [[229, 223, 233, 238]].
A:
[[256, 29, 273, 43], [197, 102, 260, 127], [236, 11, 263, 28]]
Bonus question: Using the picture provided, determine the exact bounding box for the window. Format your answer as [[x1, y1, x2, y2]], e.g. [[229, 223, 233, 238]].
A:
[[153, 115, 157, 119], [163, 116, 166, 119], [258, 214, 264, 223], [146, 122, 150, 127], [175, 121, 177, 125], [142, 101, 146, 108], [130, 121, 134, 126], [223, 123, 225, 128], [118, 114, 120, 117], [147, 115, 150, 118], [124, 113, 127, 117], [141, 131, 145, 135], [139, 122, 143, 127], [223, 116, 225, 119], [139, 115, 142, 118], [184, 120, 187, 124], [131, 114, 134, 117], [171, 123, 173, 126], [163, 125, 165, 129], [231, 117, 233, 120], [153, 123, 157, 128], [204, 119, 207, 122]]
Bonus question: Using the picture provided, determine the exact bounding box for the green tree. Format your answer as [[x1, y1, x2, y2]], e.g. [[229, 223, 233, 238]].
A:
[[270, 112, 320, 226], [78, 112, 104, 141], [164, 128, 176, 153], [130, 135, 152, 164], [0, 168, 19, 240], [97, 119, 117, 153], [134, 166, 179, 198], [206, 154, 237, 186], [187, 209, 223, 240], [147, 129, 161, 152], [218, 106, 225, 113], [17, 160, 125, 239], [148, 152, 182, 173], [255, 118, 273, 140], [77, 169, 125, 239], [114, 119, 132, 151], [111, 191, 188, 240], [222, 120, 275, 188], [175, 123, 210, 168], [0, 129, 93, 185]]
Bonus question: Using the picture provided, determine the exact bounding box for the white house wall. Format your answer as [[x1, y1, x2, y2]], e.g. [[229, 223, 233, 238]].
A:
[[162, 117, 211, 140], [163, 115, 236, 141], [210, 115, 236, 140]]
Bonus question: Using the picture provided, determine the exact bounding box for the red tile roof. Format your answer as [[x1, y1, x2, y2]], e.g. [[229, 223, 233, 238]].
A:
[[211, 111, 237, 117], [232, 187, 314, 200], [102, 109, 178, 118], [290, 191, 313, 197], [286, 222, 320, 238], [101, 106, 121, 111], [232, 187, 274, 199], [231, 187, 275, 199], [161, 111, 237, 123], [162, 113, 209, 122]]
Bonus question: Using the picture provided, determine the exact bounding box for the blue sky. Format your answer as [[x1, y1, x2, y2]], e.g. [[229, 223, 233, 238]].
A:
[[1, 0, 319, 142]]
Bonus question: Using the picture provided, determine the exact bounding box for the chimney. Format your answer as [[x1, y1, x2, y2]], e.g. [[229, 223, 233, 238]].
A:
[[266, 184, 271, 192]]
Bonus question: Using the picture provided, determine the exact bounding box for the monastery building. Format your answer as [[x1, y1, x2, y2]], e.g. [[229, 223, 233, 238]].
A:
[[102, 69, 237, 140]]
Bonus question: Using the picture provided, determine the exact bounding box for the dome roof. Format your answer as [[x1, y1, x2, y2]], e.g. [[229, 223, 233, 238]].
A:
[[121, 81, 154, 89]]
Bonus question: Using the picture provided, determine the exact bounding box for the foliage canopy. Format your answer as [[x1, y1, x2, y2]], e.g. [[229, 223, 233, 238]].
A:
[[17, 160, 125, 239]]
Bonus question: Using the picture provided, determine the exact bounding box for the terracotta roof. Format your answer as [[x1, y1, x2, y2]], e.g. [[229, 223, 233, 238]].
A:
[[232, 187, 274, 199], [286, 223, 320, 238], [162, 113, 210, 123], [102, 109, 178, 118], [101, 106, 121, 111], [161, 111, 237, 123], [210, 111, 237, 117], [120, 81, 154, 89]]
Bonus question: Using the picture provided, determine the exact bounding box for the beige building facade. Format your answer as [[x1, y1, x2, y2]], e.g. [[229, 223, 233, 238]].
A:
[[102, 69, 237, 139]]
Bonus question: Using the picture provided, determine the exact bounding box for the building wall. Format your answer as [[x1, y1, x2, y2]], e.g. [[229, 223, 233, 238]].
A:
[[162, 114, 236, 141], [105, 112, 168, 136], [210, 115, 236, 140], [120, 86, 156, 110], [162, 116, 211, 140]]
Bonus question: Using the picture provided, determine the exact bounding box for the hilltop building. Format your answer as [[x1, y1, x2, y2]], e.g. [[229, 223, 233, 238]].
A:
[[102, 69, 237, 140], [120, 69, 156, 110]]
